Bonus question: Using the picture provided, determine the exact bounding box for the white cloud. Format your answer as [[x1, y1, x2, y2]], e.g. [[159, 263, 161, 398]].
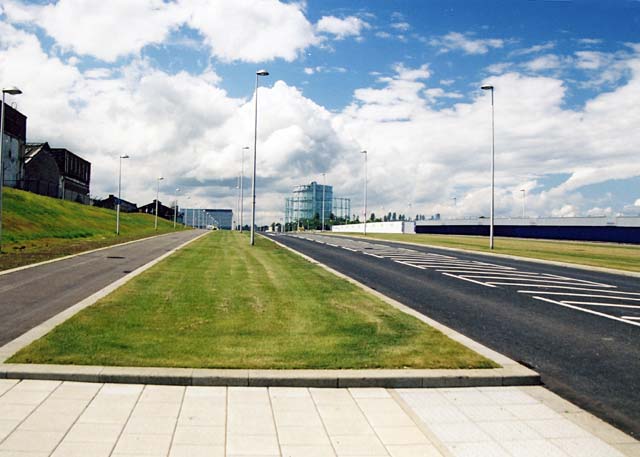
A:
[[486, 62, 513, 74], [316, 15, 369, 40], [430, 32, 504, 55], [510, 42, 555, 56], [391, 22, 410, 31], [4, 0, 320, 63], [577, 38, 603, 46], [522, 54, 564, 72], [4, 0, 185, 62], [635, 199, 640, 207], [185, 0, 318, 62], [575, 51, 609, 70]]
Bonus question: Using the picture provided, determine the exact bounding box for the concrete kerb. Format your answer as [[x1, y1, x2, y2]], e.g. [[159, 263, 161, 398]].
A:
[[323, 232, 640, 279], [0, 229, 192, 277], [0, 231, 539, 388], [0, 230, 210, 363]]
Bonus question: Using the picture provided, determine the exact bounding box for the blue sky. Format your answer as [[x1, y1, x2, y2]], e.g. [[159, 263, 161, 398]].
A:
[[1, 0, 639, 222]]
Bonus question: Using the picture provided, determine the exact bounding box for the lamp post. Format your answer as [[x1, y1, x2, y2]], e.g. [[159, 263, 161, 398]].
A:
[[173, 187, 180, 229], [520, 189, 526, 219], [360, 150, 368, 235], [321, 173, 326, 232], [251, 70, 269, 246], [154, 176, 164, 231], [481, 84, 495, 249], [0, 86, 22, 253], [241, 146, 249, 232], [116, 154, 129, 235]]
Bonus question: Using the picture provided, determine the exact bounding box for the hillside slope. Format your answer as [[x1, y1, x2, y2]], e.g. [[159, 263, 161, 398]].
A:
[[1, 187, 188, 270]]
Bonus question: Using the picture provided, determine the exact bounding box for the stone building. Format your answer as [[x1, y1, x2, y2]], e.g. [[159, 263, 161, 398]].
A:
[[1, 104, 27, 187]]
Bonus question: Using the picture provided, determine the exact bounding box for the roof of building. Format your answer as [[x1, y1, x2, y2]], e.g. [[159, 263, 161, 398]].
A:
[[24, 142, 51, 163]]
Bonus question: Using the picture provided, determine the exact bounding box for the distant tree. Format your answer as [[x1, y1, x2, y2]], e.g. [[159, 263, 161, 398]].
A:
[[392, 212, 397, 221], [369, 212, 376, 222]]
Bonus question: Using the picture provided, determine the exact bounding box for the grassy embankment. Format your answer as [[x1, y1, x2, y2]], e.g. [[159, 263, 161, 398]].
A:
[[9, 231, 495, 369], [0, 187, 188, 271], [331, 232, 640, 273]]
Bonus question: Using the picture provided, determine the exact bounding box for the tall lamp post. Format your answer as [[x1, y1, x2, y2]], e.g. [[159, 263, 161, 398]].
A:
[[321, 173, 326, 232], [154, 176, 164, 231], [520, 189, 526, 219], [0, 86, 22, 253], [173, 187, 180, 229], [481, 84, 495, 249], [240, 146, 249, 232], [360, 150, 368, 235], [250, 69, 269, 246], [116, 154, 129, 235]]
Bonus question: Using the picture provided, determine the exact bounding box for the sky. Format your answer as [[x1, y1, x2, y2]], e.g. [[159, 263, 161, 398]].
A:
[[1, 0, 640, 224]]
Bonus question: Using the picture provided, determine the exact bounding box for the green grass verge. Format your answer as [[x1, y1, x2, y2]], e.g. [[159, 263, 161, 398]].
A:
[[331, 232, 640, 272], [1, 187, 188, 271], [9, 231, 496, 369]]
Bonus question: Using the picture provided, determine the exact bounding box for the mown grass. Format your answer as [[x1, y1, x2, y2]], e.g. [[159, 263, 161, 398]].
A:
[[1, 187, 187, 270], [331, 232, 640, 272], [9, 231, 495, 369]]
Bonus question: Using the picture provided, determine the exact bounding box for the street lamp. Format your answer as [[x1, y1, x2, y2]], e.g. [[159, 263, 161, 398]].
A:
[[250, 70, 269, 246], [116, 154, 129, 235], [173, 187, 180, 229], [0, 86, 22, 253], [321, 173, 326, 232], [520, 189, 526, 219], [481, 84, 495, 249], [154, 176, 164, 231], [240, 146, 249, 232], [360, 150, 368, 235]]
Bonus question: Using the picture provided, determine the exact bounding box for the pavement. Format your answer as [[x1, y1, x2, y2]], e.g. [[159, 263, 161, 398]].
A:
[[0, 380, 637, 457], [0, 230, 206, 347], [269, 233, 640, 439]]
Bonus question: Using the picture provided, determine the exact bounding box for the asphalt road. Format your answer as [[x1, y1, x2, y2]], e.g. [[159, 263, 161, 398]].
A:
[[270, 232, 640, 438], [0, 230, 205, 347]]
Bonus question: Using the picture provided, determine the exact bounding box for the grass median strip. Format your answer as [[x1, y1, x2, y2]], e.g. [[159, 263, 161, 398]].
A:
[[8, 231, 495, 369], [332, 232, 640, 273]]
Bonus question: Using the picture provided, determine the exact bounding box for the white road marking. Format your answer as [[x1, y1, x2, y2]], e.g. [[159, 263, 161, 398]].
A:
[[395, 261, 426, 269], [341, 247, 357, 252], [521, 292, 640, 301], [562, 302, 640, 309], [442, 273, 497, 288], [532, 296, 640, 328], [622, 316, 640, 320]]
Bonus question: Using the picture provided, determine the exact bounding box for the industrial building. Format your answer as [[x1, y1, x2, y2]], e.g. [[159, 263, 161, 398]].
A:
[[284, 181, 351, 228]]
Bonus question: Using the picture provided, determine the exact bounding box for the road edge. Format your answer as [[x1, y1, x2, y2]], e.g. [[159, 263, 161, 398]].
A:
[[0, 229, 194, 277], [0, 230, 209, 363]]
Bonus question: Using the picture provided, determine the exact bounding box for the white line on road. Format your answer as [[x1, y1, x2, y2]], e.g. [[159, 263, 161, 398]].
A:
[[561, 302, 640, 309], [532, 296, 640, 328], [442, 273, 497, 288], [522, 292, 640, 301]]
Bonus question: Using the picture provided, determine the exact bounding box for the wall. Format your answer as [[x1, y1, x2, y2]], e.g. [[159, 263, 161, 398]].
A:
[[331, 221, 415, 234], [415, 217, 640, 244]]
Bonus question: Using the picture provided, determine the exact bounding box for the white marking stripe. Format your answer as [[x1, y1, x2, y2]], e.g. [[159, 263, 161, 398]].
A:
[[442, 273, 496, 288], [522, 292, 640, 301], [341, 247, 357, 252], [622, 316, 640, 320], [363, 252, 384, 258], [395, 261, 426, 269], [532, 296, 640, 328], [470, 277, 613, 287], [561, 301, 640, 309]]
